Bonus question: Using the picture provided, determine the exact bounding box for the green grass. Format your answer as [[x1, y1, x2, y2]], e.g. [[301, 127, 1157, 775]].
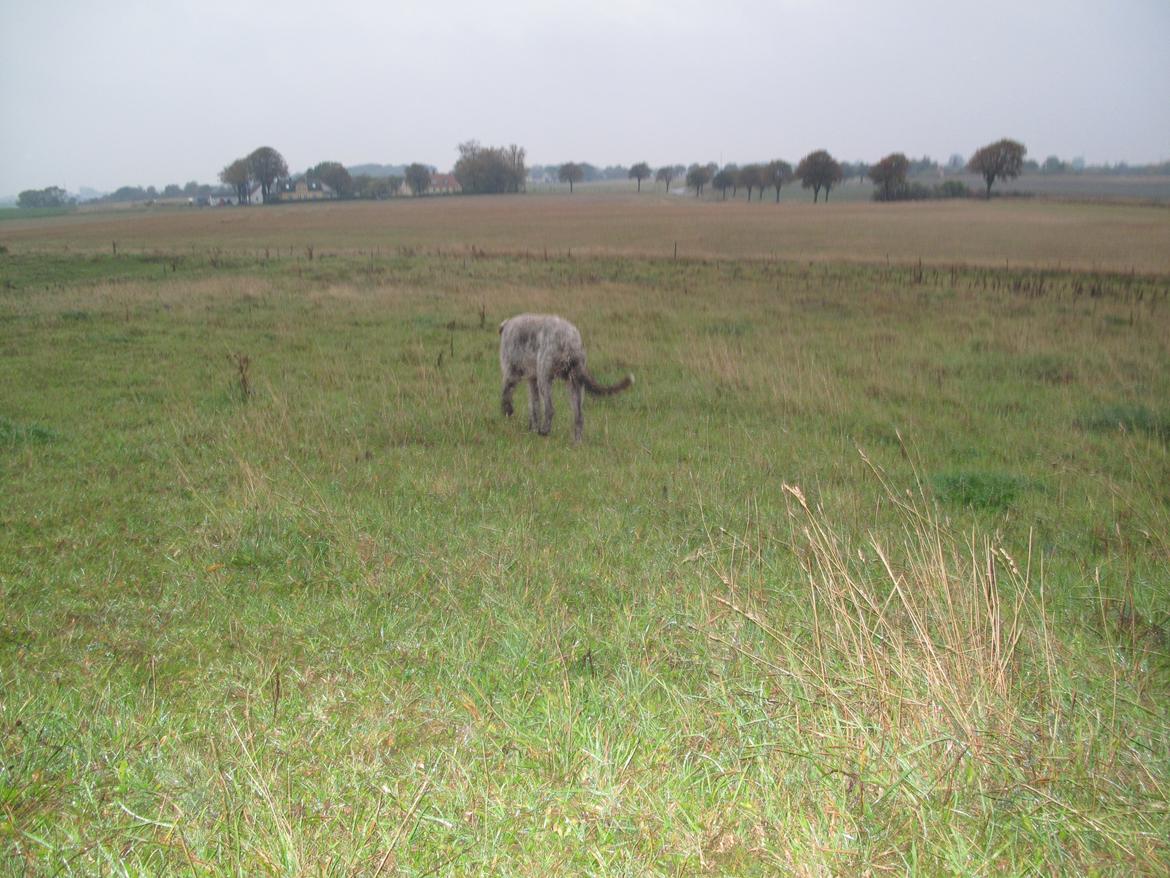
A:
[[1, 249, 1168, 874], [0, 207, 76, 221]]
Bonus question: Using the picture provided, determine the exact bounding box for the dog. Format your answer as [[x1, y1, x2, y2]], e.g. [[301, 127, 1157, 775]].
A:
[[498, 313, 633, 442]]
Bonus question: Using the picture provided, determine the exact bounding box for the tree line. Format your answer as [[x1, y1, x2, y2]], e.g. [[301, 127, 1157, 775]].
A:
[[29, 136, 1159, 210]]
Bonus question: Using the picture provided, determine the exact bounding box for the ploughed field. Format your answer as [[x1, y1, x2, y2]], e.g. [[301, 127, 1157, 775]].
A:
[[2, 197, 1169, 874]]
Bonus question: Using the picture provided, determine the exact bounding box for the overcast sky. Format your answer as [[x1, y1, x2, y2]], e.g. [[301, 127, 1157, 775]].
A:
[[2, 0, 1168, 194]]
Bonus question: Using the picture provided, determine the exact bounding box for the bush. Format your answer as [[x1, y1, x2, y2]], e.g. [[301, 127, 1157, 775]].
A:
[[872, 179, 973, 202], [936, 180, 972, 198]]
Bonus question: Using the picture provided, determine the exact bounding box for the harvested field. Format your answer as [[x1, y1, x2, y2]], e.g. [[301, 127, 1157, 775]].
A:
[[4, 194, 1169, 273]]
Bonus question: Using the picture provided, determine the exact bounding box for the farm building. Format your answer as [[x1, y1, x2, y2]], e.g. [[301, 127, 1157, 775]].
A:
[[275, 179, 336, 201], [429, 173, 462, 194]]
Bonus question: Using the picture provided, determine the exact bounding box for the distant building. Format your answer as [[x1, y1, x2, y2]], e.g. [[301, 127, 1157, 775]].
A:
[[275, 179, 336, 201], [430, 172, 462, 195]]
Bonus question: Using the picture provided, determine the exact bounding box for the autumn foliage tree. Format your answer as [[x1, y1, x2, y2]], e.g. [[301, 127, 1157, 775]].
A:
[[967, 139, 1026, 198], [868, 152, 910, 201], [796, 150, 843, 203], [219, 159, 250, 203]]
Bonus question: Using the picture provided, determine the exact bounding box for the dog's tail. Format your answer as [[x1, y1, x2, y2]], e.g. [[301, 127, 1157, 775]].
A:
[[574, 364, 634, 396]]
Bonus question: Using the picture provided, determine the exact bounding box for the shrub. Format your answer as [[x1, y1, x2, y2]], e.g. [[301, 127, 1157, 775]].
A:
[[872, 180, 974, 202]]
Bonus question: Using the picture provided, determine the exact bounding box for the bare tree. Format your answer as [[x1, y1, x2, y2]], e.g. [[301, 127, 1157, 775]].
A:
[[454, 140, 527, 194], [405, 163, 432, 196]]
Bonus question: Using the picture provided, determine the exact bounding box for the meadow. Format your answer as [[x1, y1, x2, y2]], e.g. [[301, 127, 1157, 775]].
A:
[[2, 196, 1169, 875]]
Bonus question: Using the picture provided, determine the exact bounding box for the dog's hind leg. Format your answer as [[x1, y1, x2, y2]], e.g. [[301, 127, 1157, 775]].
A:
[[526, 376, 541, 431], [501, 374, 520, 417], [569, 376, 584, 443], [537, 371, 554, 435]]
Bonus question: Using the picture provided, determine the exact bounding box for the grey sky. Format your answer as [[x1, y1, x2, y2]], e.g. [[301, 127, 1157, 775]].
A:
[[2, 0, 1168, 194]]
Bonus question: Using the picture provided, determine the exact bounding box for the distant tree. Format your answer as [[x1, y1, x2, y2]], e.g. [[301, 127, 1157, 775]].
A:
[[868, 152, 911, 200], [353, 174, 402, 199], [721, 163, 739, 196], [796, 150, 843, 202], [967, 139, 1026, 198], [628, 162, 652, 192], [109, 186, 148, 202], [504, 144, 527, 192], [738, 164, 763, 201], [712, 168, 735, 199], [685, 163, 712, 197], [946, 153, 966, 172], [219, 159, 251, 204], [1042, 155, 1067, 174], [163, 184, 183, 198], [17, 186, 71, 208], [246, 147, 288, 203], [405, 163, 432, 196], [909, 156, 937, 174], [183, 181, 200, 195], [558, 162, 584, 193], [309, 161, 354, 198], [453, 140, 526, 194], [763, 160, 794, 202], [655, 165, 676, 192]]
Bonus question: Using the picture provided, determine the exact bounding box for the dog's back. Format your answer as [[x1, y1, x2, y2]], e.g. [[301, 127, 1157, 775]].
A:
[[498, 313, 630, 442], [499, 313, 583, 378]]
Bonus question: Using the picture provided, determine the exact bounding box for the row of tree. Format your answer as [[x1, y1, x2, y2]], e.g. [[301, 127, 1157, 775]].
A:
[[16, 138, 1047, 210], [576, 140, 1028, 203], [867, 140, 1026, 200]]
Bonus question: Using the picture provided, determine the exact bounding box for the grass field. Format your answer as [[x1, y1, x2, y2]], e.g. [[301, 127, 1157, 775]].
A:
[[2, 198, 1170, 874], [4, 193, 1170, 274]]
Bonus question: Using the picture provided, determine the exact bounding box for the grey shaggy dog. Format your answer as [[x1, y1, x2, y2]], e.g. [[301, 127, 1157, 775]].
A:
[[499, 313, 634, 442]]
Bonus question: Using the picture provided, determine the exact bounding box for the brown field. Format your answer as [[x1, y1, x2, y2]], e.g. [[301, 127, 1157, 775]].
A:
[[3, 193, 1169, 273]]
